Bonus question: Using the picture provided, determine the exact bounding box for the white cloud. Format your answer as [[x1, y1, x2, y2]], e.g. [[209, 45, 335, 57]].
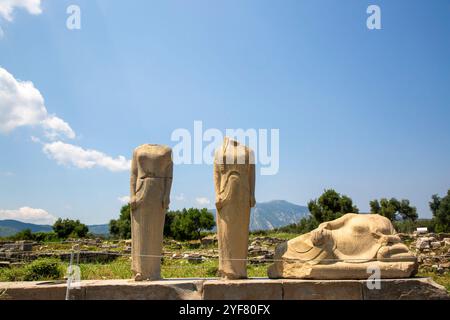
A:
[[0, 67, 75, 139], [118, 195, 130, 204], [43, 141, 131, 172], [0, 206, 56, 225], [175, 193, 186, 201], [1, 67, 131, 173], [41, 115, 76, 139], [195, 197, 211, 206], [0, 0, 42, 22], [0, 26, 4, 38], [0, 171, 14, 176]]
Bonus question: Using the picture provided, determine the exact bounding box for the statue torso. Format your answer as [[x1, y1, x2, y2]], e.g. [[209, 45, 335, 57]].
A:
[[135, 144, 172, 179]]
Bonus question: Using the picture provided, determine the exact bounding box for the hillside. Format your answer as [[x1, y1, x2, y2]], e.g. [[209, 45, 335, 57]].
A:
[[88, 224, 110, 236], [0, 220, 53, 237], [211, 200, 309, 231], [0, 220, 109, 237]]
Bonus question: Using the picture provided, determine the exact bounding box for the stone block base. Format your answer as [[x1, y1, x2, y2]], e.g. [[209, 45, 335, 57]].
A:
[[0, 278, 448, 300]]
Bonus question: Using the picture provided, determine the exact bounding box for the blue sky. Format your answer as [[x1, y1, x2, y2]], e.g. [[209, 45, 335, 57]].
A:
[[0, 0, 449, 224]]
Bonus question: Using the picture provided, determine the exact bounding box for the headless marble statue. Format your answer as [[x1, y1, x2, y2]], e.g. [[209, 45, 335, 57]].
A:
[[214, 137, 256, 279], [268, 213, 418, 279], [130, 144, 173, 281]]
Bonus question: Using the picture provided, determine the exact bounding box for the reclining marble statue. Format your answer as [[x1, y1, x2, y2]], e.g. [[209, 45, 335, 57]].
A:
[[130, 144, 173, 281], [268, 213, 418, 279], [214, 137, 256, 279]]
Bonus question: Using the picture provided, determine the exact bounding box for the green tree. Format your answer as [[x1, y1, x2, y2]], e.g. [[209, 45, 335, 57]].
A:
[[170, 208, 215, 241], [109, 204, 131, 239], [52, 218, 89, 239], [370, 198, 417, 221], [108, 205, 203, 240], [380, 198, 399, 221], [398, 199, 418, 221], [307, 189, 359, 223], [369, 200, 381, 214], [429, 194, 441, 216], [164, 211, 177, 237], [429, 190, 450, 232]]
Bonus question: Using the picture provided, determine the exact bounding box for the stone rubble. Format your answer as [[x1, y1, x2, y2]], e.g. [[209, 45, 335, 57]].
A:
[[406, 233, 450, 273], [200, 235, 217, 247]]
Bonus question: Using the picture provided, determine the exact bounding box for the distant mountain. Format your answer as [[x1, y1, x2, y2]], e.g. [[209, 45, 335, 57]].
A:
[[211, 200, 309, 231], [250, 200, 309, 230], [0, 220, 52, 237], [88, 224, 109, 236], [0, 220, 110, 237]]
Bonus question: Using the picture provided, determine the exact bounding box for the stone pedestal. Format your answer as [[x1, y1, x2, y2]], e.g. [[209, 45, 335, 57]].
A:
[[0, 278, 448, 300]]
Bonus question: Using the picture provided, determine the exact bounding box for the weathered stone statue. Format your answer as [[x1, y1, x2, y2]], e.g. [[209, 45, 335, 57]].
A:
[[130, 144, 173, 281], [214, 137, 256, 279], [268, 213, 418, 279]]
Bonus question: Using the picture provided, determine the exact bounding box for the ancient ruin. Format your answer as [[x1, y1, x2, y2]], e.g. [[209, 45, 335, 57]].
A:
[[268, 213, 419, 279]]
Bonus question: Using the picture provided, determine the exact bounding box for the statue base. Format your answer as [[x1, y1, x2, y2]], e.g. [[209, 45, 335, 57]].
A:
[[0, 278, 448, 300]]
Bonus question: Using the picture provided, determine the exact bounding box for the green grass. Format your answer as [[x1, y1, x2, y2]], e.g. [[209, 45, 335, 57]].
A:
[[263, 232, 297, 240], [247, 263, 270, 277], [75, 258, 132, 280], [162, 259, 218, 278], [162, 259, 269, 278], [0, 257, 270, 281], [417, 271, 450, 293], [249, 232, 298, 241]]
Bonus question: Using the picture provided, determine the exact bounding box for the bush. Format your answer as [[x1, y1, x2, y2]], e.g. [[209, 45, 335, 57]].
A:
[[32, 232, 59, 242], [23, 258, 64, 281], [0, 267, 26, 282]]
